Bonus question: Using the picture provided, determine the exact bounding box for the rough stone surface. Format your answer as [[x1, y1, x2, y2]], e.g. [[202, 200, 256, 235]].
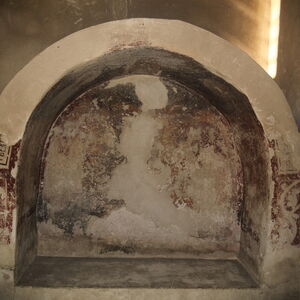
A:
[[37, 75, 242, 258]]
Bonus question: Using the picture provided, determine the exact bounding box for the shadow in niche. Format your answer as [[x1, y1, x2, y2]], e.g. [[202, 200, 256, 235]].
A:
[[15, 47, 268, 288]]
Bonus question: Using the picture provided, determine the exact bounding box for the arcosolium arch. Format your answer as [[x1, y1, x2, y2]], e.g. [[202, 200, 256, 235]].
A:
[[15, 46, 268, 281], [0, 19, 298, 285]]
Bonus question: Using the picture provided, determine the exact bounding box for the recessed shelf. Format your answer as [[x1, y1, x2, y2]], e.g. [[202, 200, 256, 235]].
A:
[[18, 256, 258, 289]]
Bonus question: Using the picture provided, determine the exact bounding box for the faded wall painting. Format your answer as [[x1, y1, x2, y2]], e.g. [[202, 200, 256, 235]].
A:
[[37, 75, 243, 258]]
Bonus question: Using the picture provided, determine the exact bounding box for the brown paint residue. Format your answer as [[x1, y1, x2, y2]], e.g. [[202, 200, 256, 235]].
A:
[[269, 139, 300, 247], [38, 83, 142, 235], [147, 101, 242, 214], [0, 140, 21, 244]]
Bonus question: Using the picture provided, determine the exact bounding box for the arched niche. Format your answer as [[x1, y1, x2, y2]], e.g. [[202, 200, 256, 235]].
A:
[[15, 46, 267, 282], [0, 19, 298, 288]]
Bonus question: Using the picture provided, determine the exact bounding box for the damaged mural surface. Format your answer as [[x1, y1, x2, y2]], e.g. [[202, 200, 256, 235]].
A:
[[269, 139, 300, 248], [1, 77, 298, 257], [0, 135, 20, 244], [37, 75, 243, 257]]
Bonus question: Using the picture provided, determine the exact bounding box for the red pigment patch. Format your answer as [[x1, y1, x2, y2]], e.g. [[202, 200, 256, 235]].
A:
[[269, 139, 300, 247], [0, 140, 21, 244]]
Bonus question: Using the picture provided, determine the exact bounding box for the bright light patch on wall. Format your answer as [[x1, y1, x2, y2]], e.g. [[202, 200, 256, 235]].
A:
[[268, 0, 281, 78]]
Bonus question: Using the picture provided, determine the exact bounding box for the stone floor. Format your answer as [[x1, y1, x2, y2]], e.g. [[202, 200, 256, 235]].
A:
[[18, 256, 257, 289]]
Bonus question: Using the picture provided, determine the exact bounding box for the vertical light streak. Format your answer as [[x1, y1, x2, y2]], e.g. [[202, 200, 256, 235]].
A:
[[268, 0, 281, 78]]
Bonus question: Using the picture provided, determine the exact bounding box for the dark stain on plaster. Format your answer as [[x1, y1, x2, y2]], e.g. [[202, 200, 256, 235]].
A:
[[241, 216, 260, 243], [292, 192, 300, 245], [98, 243, 136, 255], [36, 130, 54, 223]]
